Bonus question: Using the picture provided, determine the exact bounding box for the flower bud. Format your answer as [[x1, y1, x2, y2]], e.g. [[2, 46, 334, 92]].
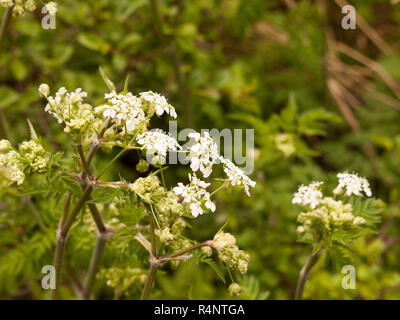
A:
[[201, 246, 213, 257], [228, 283, 242, 296], [212, 232, 236, 249], [38, 84, 50, 97], [136, 159, 149, 173]]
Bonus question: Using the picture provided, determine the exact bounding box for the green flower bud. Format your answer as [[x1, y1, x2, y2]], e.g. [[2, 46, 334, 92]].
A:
[[228, 283, 242, 296], [136, 159, 149, 173]]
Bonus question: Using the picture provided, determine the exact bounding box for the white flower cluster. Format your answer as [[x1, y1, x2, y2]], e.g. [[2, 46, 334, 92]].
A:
[[0, 139, 49, 185], [139, 91, 177, 118], [136, 129, 181, 164], [43, 86, 94, 134], [220, 157, 256, 197], [293, 172, 372, 238], [1, 0, 36, 16], [0, 140, 24, 185], [96, 91, 145, 134], [187, 132, 219, 178], [292, 181, 323, 209], [173, 173, 216, 217], [297, 197, 366, 234], [334, 172, 372, 197], [19, 140, 49, 172]]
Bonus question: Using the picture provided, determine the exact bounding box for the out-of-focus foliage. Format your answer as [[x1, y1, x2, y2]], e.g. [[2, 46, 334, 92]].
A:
[[1, 0, 400, 299]]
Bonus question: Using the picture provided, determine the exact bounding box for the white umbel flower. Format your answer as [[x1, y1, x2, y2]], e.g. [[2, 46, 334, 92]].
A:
[[335, 172, 372, 197], [173, 173, 216, 217], [187, 132, 219, 178], [292, 181, 323, 209], [136, 129, 181, 160], [139, 91, 177, 118], [98, 90, 145, 134], [220, 156, 256, 197]]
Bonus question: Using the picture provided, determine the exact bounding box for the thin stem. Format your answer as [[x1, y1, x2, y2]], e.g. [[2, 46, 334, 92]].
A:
[[25, 197, 47, 232], [161, 241, 212, 261], [83, 231, 108, 299], [61, 184, 93, 238], [294, 249, 323, 300], [51, 194, 71, 300], [51, 228, 67, 300], [140, 264, 158, 300], [77, 142, 92, 179], [148, 209, 157, 258], [140, 208, 158, 300]]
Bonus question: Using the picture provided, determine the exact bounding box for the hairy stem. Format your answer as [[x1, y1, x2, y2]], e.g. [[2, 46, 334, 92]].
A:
[[51, 228, 67, 300], [83, 231, 108, 299], [294, 249, 323, 300], [51, 186, 93, 300], [140, 264, 158, 300]]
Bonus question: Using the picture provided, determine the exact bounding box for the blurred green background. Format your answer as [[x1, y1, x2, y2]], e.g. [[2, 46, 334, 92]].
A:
[[1, 0, 400, 299]]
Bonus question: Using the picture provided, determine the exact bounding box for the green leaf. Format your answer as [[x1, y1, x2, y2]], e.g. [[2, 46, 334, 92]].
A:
[[201, 257, 226, 284], [77, 33, 111, 54], [99, 66, 116, 91], [26, 119, 38, 141]]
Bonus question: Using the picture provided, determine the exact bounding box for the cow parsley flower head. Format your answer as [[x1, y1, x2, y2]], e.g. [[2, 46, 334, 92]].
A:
[[136, 129, 181, 165], [292, 181, 323, 209], [220, 157, 256, 197], [19, 140, 50, 172], [139, 91, 177, 118], [0, 149, 25, 185], [96, 90, 146, 134], [173, 173, 216, 217], [211, 231, 250, 274], [187, 132, 219, 178], [1, 0, 37, 16], [334, 172, 372, 197], [43, 86, 94, 134]]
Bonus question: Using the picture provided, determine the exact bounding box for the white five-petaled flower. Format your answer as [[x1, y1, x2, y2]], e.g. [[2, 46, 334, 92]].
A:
[[292, 181, 323, 209], [220, 156, 256, 197], [99, 90, 145, 133], [173, 173, 216, 217], [335, 172, 372, 197], [187, 132, 219, 178], [136, 129, 181, 158], [139, 91, 177, 118]]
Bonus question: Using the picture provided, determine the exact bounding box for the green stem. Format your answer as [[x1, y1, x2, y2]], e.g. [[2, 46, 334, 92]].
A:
[[61, 185, 93, 238], [140, 209, 158, 300], [51, 227, 67, 300], [161, 241, 212, 261], [51, 194, 71, 300], [140, 264, 158, 300], [294, 249, 323, 300], [83, 231, 108, 299]]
